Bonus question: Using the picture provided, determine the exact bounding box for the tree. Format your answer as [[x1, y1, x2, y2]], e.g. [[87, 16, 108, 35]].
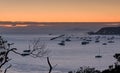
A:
[[0, 36, 55, 73], [101, 53, 120, 73], [68, 66, 101, 73], [114, 53, 120, 62], [21, 38, 54, 73], [0, 36, 17, 73]]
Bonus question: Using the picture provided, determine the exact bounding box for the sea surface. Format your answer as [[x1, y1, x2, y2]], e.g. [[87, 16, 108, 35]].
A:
[[0, 22, 120, 73], [1, 33, 120, 73]]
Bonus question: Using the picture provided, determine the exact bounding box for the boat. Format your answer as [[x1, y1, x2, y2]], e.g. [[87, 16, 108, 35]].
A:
[[95, 55, 102, 58], [65, 38, 71, 42], [95, 48, 102, 58], [58, 40, 65, 46], [81, 41, 89, 45], [21, 50, 31, 56]]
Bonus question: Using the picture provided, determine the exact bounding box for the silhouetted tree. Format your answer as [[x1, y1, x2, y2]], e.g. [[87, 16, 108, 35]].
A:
[[101, 53, 120, 73], [68, 66, 101, 73], [21, 38, 54, 73], [0, 36, 18, 73], [0, 36, 55, 73]]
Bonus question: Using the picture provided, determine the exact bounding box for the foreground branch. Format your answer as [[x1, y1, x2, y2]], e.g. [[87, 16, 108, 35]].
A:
[[47, 57, 53, 73], [0, 48, 16, 68], [4, 65, 12, 73]]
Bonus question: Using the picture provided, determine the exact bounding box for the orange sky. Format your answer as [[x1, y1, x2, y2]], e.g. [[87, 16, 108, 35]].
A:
[[0, 0, 120, 22]]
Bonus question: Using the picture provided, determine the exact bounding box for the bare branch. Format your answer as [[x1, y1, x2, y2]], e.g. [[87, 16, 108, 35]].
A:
[[4, 65, 12, 73], [0, 48, 17, 68], [0, 36, 22, 72], [22, 38, 54, 73], [27, 39, 49, 58], [12, 49, 22, 55], [47, 57, 53, 73]]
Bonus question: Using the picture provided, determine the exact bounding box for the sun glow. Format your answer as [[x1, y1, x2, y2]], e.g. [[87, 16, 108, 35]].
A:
[[0, 24, 49, 28], [37, 24, 47, 27], [106, 23, 120, 26], [0, 24, 28, 28], [0, 24, 13, 27], [0, 0, 120, 22], [15, 24, 28, 27]]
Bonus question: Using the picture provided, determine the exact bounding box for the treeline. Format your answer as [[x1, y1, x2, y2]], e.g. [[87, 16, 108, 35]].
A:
[[68, 53, 120, 73]]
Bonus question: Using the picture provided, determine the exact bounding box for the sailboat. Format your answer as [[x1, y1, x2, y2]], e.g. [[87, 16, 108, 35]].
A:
[[58, 40, 65, 46], [95, 48, 102, 58]]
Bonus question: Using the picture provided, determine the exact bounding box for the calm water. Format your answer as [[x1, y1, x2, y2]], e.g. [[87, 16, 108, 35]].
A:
[[1, 34, 120, 72]]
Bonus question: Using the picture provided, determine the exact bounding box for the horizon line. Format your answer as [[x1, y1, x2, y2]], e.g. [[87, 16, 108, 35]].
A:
[[0, 21, 120, 23]]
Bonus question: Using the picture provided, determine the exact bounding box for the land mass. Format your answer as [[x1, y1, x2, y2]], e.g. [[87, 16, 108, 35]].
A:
[[92, 26, 120, 35]]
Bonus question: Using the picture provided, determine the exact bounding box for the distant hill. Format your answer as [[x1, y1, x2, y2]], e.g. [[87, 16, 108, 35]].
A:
[[94, 26, 120, 35]]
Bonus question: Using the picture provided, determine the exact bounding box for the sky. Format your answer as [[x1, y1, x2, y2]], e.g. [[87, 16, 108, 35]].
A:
[[0, 0, 120, 22]]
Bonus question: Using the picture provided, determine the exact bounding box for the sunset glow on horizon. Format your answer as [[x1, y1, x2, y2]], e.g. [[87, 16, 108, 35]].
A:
[[0, 24, 50, 28], [0, 24, 28, 28], [0, 0, 120, 22], [0, 24, 13, 27]]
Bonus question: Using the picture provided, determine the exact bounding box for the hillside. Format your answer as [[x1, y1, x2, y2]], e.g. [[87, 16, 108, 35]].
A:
[[94, 26, 120, 35]]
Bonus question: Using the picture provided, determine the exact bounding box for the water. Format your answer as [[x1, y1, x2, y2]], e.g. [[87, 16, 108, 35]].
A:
[[1, 34, 120, 73]]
